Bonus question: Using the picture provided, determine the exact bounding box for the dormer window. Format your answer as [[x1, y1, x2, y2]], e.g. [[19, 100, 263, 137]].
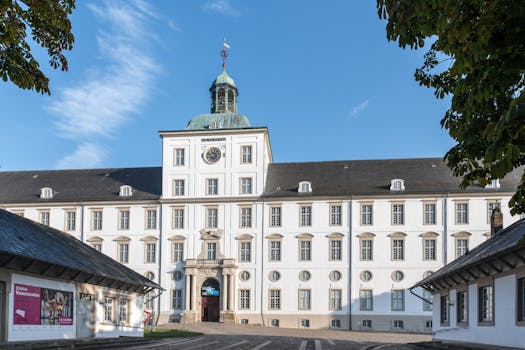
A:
[[298, 181, 312, 193], [209, 120, 221, 129], [390, 179, 405, 191], [485, 179, 500, 189], [119, 185, 133, 197], [40, 187, 53, 199]]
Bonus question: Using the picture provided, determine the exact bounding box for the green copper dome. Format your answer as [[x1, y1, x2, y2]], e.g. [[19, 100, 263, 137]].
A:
[[211, 70, 236, 88], [185, 113, 250, 130]]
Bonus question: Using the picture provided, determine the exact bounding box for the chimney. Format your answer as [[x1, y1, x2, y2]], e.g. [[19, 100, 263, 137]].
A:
[[490, 208, 503, 237]]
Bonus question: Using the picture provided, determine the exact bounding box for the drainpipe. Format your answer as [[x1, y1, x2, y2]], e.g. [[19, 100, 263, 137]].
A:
[[80, 204, 84, 242], [442, 195, 448, 265], [260, 197, 266, 327], [347, 198, 352, 330], [155, 203, 163, 326]]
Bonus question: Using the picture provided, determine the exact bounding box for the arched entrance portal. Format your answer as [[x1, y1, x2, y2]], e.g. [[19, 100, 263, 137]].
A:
[[201, 278, 220, 322]]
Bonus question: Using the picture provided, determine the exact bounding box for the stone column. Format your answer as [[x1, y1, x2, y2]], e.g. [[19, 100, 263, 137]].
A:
[[191, 275, 197, 311], [227, 274, 233, 311], [185, 275, 191, 311], [221, 274, 228, 311]]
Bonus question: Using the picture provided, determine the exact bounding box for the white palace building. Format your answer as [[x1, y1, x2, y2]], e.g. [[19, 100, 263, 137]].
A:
[[0, 62, 522, 333]]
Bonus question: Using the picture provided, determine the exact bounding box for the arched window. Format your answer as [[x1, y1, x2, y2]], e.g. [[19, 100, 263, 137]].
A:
[[119, 185, 132, 197], [298, 181, 312, 193], [40, 187, 53, 199], [390, 179, 405, 191]]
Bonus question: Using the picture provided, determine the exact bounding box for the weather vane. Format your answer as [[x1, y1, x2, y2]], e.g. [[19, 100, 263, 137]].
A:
[[221, 38, 230, 70]]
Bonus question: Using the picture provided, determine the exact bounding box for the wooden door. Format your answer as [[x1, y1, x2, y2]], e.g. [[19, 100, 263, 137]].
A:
[[201, 296, 220, 322]]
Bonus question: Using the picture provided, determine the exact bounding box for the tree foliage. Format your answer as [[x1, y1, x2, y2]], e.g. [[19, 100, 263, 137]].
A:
[[377, 0, 525, 214], [0, 0, 75, 94]]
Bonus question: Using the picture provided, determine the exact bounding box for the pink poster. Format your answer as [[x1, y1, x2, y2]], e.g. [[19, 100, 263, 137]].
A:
[[13, 283, 74, 326], [13, 284, 41, 325]]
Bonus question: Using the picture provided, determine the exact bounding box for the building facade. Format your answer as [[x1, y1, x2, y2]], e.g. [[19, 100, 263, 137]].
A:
[[0, 67, 521, 332]]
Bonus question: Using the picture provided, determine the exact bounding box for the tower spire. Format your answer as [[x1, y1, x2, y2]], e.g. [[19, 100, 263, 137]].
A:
[[221, 38, 230, 71]]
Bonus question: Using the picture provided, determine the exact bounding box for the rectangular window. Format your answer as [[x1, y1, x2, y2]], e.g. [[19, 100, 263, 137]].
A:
[[301, 319, 310, 328], [146, 209, 157, 229], [207, 242, 217, 260], [172, 289, 183, 309], [329, 289, 342, 311], [92, 210, 102, 230], [269, 289, 281, 310], [361, 204, 373, 225], [393, 320, 404, 329], [518, 277, 525, 322], [172, 242, 184, 263], [298, 289, 311, 310], [239, 241, 251, 262], [118, 243, 129, 263], [423, 239, 436, 260], [174, 148, 185, 166], [360, 289, 373, 311], [145, 243, 156, 263], [487, 201, 501, 223], [330, 205, 342, 226], [40, 211, 50, 226], [240, 177, 252, 194], [270, 241, 281, 261], [241, 145, 252, 164], [331, 320, 341, 329], [239, 289, 251, 309], [440, 295, 449, 324], [392, 239, 405, 261], [119, 299, 128, 323], [330, 239, 342, 261], [299, 240, 311, 261], [173, 208, 184, 229], [92, 243, 102, 252], [104, 297, 114, 322], [119, 209, 130, 230], [391, 290, 405, 311], [207, 178, 218, 195], [479, 285, 493, 322], [456, 238, 469, 258], [361, 239, 373, 261], [392, 204, 404, 225], [270, 206, 281, 227], [300, 205, 312, 226], [65, 210, 76, 231], [271, 319, 279, 327], [423, 290, 433, 312], [240, 207, 252, 228], [173, 179, 185, 196], [424, 203, 436, 225], [457, 291, 467, 324], [207, 207, 218, 228], [456, 202, 469, 224], [362, 320, 372, 329]]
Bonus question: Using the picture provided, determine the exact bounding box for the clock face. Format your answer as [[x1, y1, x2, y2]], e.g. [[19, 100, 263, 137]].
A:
[[205, 147, 222, 164]]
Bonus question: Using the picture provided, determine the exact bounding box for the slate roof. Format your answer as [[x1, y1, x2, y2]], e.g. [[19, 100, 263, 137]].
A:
[[414, 218, 525, 290], [0, 209, 160, 292], [262, 158, 521, 198], [185, 113, 250, 130], [0, 167, 161, 203]]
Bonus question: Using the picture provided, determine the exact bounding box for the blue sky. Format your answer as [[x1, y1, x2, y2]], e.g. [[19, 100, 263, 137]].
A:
[[0, 0, 454, 171]]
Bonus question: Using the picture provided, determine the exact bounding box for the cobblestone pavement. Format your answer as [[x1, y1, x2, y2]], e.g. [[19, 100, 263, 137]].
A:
[[120, 334, 417, 350], [157, 322, 431, 344]]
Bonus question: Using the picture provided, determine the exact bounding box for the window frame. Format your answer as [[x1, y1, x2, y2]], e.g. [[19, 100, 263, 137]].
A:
[[171, 240, 184, 263], [329, 238, 342, 261], [360, 289, 373, 311], [173, 179, 185, 196], [117, 239, 130, 264], [144, 240, 157, 264], [423, 202, 437, 225], [206, 178, 219, 196], [456, 287, 468, 326], [206, 207, 218, 229], [145, 208, 157, 230], [39, 210, 50, 226], [172, 207, 185, 229], [329, 204, 342, 226], [91, 209, 103, 231], [391, 233, 406, 261], [239, 240, 252, 263], [359, 233, 375, 261], [299, 204, 312, 227], [517, 271, 525, 326], [118, 298, 129, 324], [64, 209, 76, 231], [440, 293, 450, 326], [478, 278, 495, 326], [422, 236, 437, 261], [239, 289, 251, 310], [391, 289, 405, 311], [240, 145, 253, 164], [172, 289, 183, 310], [239, 206, 252, 228], [298, 289, 312, 310], [103, 297, 114, 323], [455, 201, 469, 225], [269, 239, 282, 262], [298, 237, 312, 262], [269, 289, 281, 310], [118, 208, 130, 230], [240, 177, 253, 195], [174, 148, 185, 167], [329, 289, 342, 311], [391, 202, 405, 225], [360, 203, 373, 226]]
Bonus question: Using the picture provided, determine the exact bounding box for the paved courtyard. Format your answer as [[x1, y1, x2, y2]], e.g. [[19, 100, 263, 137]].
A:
[[131, 322, 432, 350]]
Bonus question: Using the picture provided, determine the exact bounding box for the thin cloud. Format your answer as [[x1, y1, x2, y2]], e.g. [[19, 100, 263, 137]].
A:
[[50, 0, 161, 168], [56, 143, 107, 169], [349, 99, 370, 118], [202, 0, 241, 17]]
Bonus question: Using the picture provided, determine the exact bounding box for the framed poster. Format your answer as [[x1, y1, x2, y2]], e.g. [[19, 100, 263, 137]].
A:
[[13, 284, 73, 326]]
